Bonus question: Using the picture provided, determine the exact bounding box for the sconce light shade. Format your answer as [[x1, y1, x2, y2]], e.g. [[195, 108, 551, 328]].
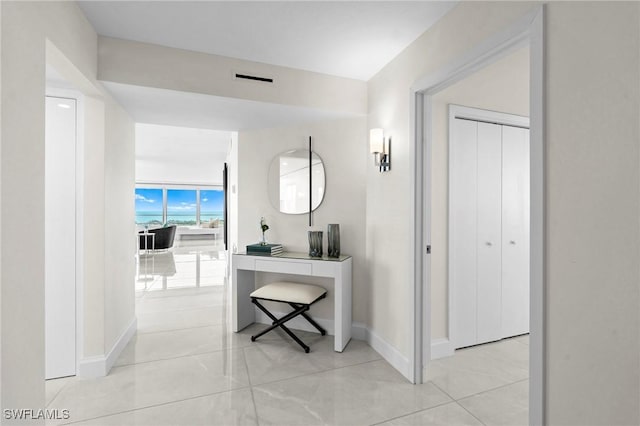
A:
[[369, 128, 390, 173], [370, 128, 384, 154]]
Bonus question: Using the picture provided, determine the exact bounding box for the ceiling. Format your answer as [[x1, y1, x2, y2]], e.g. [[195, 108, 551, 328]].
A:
[[136, 123, 232, 185], [79, 1, 457, 81], [103, 82, 355, 131], [78, 1, 457, 152]]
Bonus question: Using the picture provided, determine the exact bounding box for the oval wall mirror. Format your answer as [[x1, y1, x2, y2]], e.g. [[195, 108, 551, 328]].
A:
[[268, 149, 326, 214]]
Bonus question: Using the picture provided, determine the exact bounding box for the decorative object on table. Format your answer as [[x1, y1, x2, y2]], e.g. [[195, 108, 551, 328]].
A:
[[308, 231, 323, 257], [327, 224, 340, 258], [260, 216, 269, 245], [246, 243, 283, 256]]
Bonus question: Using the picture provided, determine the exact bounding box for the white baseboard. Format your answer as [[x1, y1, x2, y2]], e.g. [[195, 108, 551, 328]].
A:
[[255, 313, 411, 382], [77, 317, 137, 378], [77, 355, 108, 378], [365, 327, 411, 381], [430, 338, 454, 360]]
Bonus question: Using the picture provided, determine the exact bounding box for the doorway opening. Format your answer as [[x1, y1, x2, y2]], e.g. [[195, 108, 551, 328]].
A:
[[411, 7, 545, 424]]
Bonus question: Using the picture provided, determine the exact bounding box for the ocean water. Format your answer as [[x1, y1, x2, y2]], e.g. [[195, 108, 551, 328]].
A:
[[136, 212, 223, 225]]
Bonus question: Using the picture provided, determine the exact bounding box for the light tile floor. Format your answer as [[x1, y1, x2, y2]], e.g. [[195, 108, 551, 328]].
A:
[[47, 245, 529, 426]]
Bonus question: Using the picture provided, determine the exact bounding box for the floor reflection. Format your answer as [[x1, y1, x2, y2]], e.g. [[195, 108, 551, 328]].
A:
[[136, 244, 228, 293]]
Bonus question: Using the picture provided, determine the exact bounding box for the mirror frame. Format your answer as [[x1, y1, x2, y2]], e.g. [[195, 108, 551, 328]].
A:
[[268, 145, 326, 221]]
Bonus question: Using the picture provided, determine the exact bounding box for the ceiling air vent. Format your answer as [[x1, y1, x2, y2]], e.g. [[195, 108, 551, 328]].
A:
[[234, 73, 274, 84]]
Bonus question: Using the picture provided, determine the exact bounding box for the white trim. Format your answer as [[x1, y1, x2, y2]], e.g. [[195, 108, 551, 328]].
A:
[[409, 5, 545, 423], [449, 105, 530, 129], [430, 338, 454, 360], [528, 8, 546, 426], [135, 182, 224, 189], [365, 327, 411, 380], [409, 91, 424, 384], [77, 355, 108, 378], [77, 317, 137, 378]]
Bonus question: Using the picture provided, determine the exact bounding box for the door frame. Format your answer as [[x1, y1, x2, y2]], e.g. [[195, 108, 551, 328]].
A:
[[447, 105, 530, 352], [409, 5, 545, 424]]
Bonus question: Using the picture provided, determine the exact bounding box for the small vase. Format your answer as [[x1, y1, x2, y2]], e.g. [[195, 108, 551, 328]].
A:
[[260, 232, 267, 246], [327, 224, 340, 258], [308, 231, 323, 257]]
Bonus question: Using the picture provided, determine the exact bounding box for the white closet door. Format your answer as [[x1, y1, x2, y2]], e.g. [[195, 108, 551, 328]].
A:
[[450, 118, 478, 348], [476, 122, 503, 344], [501, 126, 530, 337], [45, 96, 77, 379]]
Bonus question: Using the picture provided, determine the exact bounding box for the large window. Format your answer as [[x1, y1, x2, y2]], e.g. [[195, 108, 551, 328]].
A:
[[167, 189, 197, 225], [135, 188, 163, 226], [135, 186, 223, 226], [200, 189, 224, 224]]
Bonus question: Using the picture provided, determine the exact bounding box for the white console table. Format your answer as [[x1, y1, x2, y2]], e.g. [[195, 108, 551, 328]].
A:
[[232, 252, 352, 352]]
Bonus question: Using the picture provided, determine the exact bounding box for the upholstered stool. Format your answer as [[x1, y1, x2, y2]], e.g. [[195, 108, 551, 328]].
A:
[[250, 281, 327, 353]]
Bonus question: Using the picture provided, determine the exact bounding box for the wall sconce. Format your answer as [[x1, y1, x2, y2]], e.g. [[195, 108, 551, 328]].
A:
[[370, 128, 390, 172]]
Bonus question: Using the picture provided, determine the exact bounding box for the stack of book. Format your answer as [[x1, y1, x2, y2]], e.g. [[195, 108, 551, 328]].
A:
[[246, 243, 283, 256]]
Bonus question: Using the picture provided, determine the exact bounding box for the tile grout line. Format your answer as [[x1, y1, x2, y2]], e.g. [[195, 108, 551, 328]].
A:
[[455, 377, 529, 402], [45, 379, 73, 410], [135, 304, 226, 315], [59, 385, 254, 426], [249, 357, 384, 389], [454, 400, 488, 426], [241, 346, 262, 426], [138, 289, 224, 301], [368, 400, 461, 426], [111, 344, 252, 371], [135, 323, 227, 336], [429, 381, 487, 426]]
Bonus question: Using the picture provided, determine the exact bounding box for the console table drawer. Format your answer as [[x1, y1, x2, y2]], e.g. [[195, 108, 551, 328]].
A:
[[255, 259, 312, 275]]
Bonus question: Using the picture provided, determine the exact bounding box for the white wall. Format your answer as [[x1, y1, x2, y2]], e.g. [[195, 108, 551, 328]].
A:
[[368, 2, 639, 424], [545, 3, 639, 424], [1, 0, 135, 412], [98, 36, 367, 116], [367, 0, 534, 368], [104, 99, 136, 352], [238, 117, 367, 324], [430, 46, 529, 339], [136, 124, 232, 185]]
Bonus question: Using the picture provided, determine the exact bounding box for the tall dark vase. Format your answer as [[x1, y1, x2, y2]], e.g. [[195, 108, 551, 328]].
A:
[[308, 231, 323, 257], [327, 224, 340, 258]]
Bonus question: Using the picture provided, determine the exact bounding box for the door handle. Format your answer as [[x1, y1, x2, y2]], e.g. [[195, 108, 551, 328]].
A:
[[510, 240, 516, 245], [485, 242, 493, 247]]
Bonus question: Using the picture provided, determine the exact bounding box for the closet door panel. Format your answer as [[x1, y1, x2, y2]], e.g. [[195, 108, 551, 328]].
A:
[[502, 126, 530, 337], [451, 118, 478, 348], [476, 122, 503, 344]]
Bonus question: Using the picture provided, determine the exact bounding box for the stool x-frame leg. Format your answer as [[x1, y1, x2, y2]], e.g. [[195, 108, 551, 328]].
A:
[[250, 295, 327, 353]]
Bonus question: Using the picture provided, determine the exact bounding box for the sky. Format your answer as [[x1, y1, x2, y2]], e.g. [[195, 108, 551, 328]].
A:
[[135, 188, 223, 213]]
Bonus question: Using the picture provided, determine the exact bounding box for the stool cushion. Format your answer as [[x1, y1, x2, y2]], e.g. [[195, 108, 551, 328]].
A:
[[251, 282, 326, 305]]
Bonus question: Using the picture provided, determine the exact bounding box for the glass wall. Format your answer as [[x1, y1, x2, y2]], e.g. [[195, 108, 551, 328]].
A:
[[135, 188, 163, 225], [167, 189, 197, 225], [135, 186, 224, 227], [200, 189, 224, 224]]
